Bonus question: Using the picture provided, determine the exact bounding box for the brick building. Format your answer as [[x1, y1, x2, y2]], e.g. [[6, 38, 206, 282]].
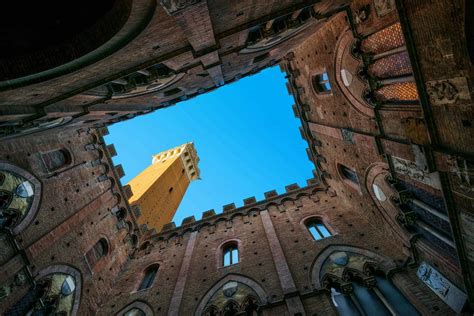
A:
[[0, 0, 473, 315]]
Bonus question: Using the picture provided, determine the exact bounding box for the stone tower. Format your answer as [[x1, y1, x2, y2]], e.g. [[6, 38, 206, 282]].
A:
[[127, 142, 200, 232]]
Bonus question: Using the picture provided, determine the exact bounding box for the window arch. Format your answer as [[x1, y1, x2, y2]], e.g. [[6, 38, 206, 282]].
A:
[[312, 72, 332, 93], [41, 148, 72, 172], [337, 163, 361, 191], [6, 265, 82, 316], [195, 274, 268, 315], [222, 243, 239, 267], [0, 162, 41, 234], [85, 238, 109, 268], [138, 264, 159, 291], [312, 247, 419, 316], [338, 164, 359, 184], [306, 219, 332, 240]]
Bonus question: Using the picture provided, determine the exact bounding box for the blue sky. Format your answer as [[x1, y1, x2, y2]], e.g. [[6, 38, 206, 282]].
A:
[[105, 66, 314, 226]]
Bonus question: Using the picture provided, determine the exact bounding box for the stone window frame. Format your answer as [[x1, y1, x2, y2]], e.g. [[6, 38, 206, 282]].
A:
[[301, 215, 337, 242], [35, 265, 82, 316], [216, 238, 243, 269], [0, 161, 42, 235], [135, 263, 160, 292], [311, 70, 333, 96], [116, 300, 154, 316], [40, 147, 73, 173], [84, 237, 111, 273], [336, 162, 362, 193], [194, 274, 268, 316], [222, 243, 239, 267]]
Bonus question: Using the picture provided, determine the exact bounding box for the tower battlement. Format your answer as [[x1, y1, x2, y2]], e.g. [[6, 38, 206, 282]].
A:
[[127, 142, 200, 232], [151, 142, 200, 181]]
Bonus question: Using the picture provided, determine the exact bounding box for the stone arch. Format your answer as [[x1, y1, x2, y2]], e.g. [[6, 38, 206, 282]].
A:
[[180, 227, 194, 237], [364, 162, 410, 245], [0, 161, 42, 235], [213, 217, 230, 227], [311, 244, 397, 289], [230, 212, 246, 221], [196, 222, 211, 231], [116, 300, 154, 315], [194, 274, 269, 315], [279, 197, 295, 204], [35, 264, 82, 316], [334, 28, 374, 117], [295, 191, 311, 199], [263, 202, 279, 208]]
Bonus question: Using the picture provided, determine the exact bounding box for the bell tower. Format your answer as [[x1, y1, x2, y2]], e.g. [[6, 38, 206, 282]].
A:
[[127, 142, 200, 232]]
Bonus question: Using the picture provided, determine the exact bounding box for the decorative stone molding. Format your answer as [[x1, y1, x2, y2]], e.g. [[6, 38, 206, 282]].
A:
[[194, 274, 268, 315], [35, 265, 82, 316], [373, 0, 396, 17], [391, 156, 441, 190], [0, 161, 42, 235], [312, 245, 397, 289], [426, 77, 471, 105]]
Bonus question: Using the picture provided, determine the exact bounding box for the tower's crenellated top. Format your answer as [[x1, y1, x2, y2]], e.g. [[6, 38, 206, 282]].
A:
[[151, 142, 200, 181]]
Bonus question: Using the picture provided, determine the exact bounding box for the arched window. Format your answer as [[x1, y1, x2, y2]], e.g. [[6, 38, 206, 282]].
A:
[[85, 238, 109, 268], [223, 243, 239, 267], [0, 167, 36, 231], [138, 265, 159, 291], [312, 72, 332, 93], [306, 219, 332, 240], [41, 149, 72, 171], [316, 250, 420, 316], [330, 277, 419, 316], [338, 164, 360, 185], [6, 271, 79, 315]]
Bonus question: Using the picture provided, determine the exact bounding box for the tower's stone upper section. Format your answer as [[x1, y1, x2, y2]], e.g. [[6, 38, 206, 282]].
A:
[[152, 142, 200, 181]]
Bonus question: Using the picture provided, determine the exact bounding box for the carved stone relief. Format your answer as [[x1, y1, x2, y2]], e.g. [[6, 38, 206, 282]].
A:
[[447, 157, 474, 200], [417, 262, 467, 313], [426, 77, 471, 105], [373, 0, 396, 17], [392, 156, 442, 189]]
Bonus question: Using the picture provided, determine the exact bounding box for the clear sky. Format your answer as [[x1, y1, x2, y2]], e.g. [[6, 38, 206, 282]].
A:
[[105, 66, 314, 226]]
